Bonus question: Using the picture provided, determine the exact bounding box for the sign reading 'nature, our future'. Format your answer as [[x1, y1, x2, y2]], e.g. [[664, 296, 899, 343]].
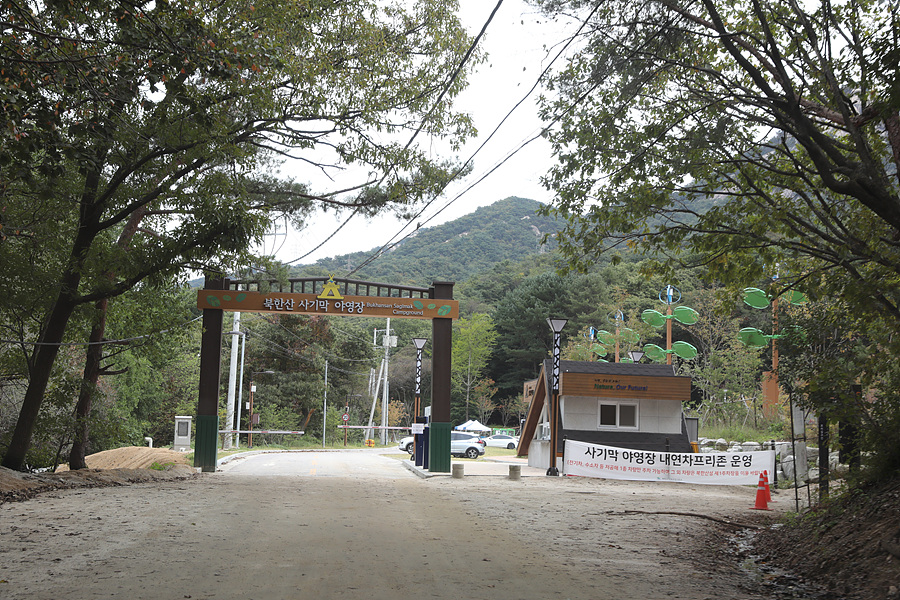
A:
[[197, 289, 459, 320]]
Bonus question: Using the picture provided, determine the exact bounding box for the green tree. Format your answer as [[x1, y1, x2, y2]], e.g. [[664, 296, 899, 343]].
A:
[[778, 301, 900, 480], [562, 325, 605, 362], [533, 0, 900, 327], [1, 0, 478, 470], [488, 272, 575, 398], [678, 289, 764, 429], [471, 378, 498, 425], [496, 394, 528, 429], [143, 332, 202, 448], [240, 313, 375, 439], [451, 313, 498, 422]]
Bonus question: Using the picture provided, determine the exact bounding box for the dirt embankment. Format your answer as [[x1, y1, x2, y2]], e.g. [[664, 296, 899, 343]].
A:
[[753, 477, 900, 599], [0, 447, 197, 504]]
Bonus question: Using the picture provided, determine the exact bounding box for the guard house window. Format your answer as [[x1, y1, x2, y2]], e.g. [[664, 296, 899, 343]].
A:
[[537, 422, 550, 441], [598, 402, 638, 429]]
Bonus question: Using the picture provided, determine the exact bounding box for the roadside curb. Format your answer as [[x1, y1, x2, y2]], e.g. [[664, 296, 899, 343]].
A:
[[215, 447, 401, 470], [401, 459, 446, 478]]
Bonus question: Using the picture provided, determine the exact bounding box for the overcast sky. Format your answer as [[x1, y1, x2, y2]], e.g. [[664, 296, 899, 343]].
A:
[[262, 0, 577, 266]]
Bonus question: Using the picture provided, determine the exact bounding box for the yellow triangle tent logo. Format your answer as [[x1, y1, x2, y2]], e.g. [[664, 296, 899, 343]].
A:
[[318, 276, 344, 300]]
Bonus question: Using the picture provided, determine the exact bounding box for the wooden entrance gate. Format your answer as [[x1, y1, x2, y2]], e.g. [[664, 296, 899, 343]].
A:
[[194, 276, 457, 472]]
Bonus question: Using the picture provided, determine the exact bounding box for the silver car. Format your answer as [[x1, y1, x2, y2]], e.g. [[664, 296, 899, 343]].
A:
[[450, 431, 486, 459], [398, 432, 486, 459]]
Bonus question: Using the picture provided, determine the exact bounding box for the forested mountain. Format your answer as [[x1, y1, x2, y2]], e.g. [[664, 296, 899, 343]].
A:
[[290, 197, 558, 285]]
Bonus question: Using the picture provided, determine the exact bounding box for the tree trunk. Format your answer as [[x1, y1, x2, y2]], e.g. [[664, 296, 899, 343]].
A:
[[1, 160, 106, 471], [68, 298, 108, 470], [67, 207, 146, 470], [1, 282, 81, 471]]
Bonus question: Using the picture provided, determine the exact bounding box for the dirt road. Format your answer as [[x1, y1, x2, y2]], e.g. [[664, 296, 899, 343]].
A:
[[0, 450, 787, 599]]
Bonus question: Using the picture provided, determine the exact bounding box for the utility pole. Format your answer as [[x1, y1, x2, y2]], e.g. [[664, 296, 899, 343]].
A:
[[381, 318, 391, 445], [234, 332, 246, 448], [224, 311, 242, 450], [322, 360, 328, 448], [365, 362, 383, 441], [367, 319, 395, 445]]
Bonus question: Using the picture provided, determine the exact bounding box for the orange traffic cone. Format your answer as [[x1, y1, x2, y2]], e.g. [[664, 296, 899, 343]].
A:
[[762, 470, 774, 503], [750, 473, 771, 511]]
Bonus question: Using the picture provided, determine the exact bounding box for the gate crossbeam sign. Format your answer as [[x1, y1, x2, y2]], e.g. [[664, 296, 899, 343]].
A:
[[198, 289, 457, 320], [194, 276, 457, 473]]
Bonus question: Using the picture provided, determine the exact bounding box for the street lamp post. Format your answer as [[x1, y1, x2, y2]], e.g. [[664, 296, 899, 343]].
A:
[[547, 318, 567, 476], [412, 337, 428, 467], [412, 338, 427, 419], [249, 370, 274, 448], [322, 360, 328, 448]]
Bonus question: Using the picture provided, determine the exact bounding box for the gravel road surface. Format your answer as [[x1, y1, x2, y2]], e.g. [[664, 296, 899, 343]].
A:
[[0, 449, 787, 600]]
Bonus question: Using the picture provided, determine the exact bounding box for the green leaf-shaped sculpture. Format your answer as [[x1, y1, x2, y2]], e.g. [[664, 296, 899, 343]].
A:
[[620, 328, 640, 344], [643, 344, 667, 362], [738, 327, 770, 348], [744, 286, 808, 309], [784, 290, 808, 305], [743, 287, 771, 309], [641, 309, 667, 328], [671, 341, 698, 359], [596, 329, 616, 345], [672, 306, 699, 325]]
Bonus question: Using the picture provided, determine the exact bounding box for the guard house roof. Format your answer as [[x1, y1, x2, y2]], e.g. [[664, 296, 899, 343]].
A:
[[557, 360, 677, 377]]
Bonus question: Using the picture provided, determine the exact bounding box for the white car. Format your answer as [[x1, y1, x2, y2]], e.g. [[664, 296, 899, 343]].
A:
[[450, 431, 486, 459], [398, 436, 415, 453], [397, 432, 486, 459], [481, 433, 519, 449]]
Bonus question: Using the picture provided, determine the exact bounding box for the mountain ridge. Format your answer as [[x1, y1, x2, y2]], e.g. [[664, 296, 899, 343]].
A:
[[290, 197, 559, 285]]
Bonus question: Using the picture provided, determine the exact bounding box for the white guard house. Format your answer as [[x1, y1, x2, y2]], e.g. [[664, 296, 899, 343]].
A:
[[519, 360, 694, 472]]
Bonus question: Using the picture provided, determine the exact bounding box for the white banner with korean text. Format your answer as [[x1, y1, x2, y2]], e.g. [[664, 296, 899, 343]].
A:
[[564, 440, 775, 485]]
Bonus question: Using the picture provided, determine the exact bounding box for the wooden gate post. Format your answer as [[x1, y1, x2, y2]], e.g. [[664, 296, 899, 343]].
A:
[[428, 281, 454, 473], [195, 276, 225, 472]]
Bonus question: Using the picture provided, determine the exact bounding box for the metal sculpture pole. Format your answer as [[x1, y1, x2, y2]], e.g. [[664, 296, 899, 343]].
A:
[[412, 338, 427, 419], [641, 286, 699, 363], [547, 318, 567, 476], [665, 286, 674, 364]]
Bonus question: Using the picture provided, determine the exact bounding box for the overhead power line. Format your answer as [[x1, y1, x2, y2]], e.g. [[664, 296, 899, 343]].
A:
[[347, 5, 597, 276], [279, 1, 507, 269], [0, 316, 203, 347]]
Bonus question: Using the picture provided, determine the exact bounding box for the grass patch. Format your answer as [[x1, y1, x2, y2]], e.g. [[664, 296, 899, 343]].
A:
[[699, 424, 784, 443], [214, 440, 399, 460], [383, 452, 413, 461], [148, 461, 177, 471], [484, 447, 518, 458]]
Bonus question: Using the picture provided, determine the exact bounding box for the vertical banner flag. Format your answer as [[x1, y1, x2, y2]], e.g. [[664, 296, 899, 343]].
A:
[[564, 440, 775, 485]]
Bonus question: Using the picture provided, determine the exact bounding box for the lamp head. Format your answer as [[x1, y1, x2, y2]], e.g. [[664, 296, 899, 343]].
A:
[[547, 318, 568, 333], [413, 338, 427, 350]]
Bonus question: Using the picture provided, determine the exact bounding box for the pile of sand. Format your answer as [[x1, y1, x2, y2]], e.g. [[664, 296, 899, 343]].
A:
[[54, 446, 191, 471], [1, 446, 197, 503]]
